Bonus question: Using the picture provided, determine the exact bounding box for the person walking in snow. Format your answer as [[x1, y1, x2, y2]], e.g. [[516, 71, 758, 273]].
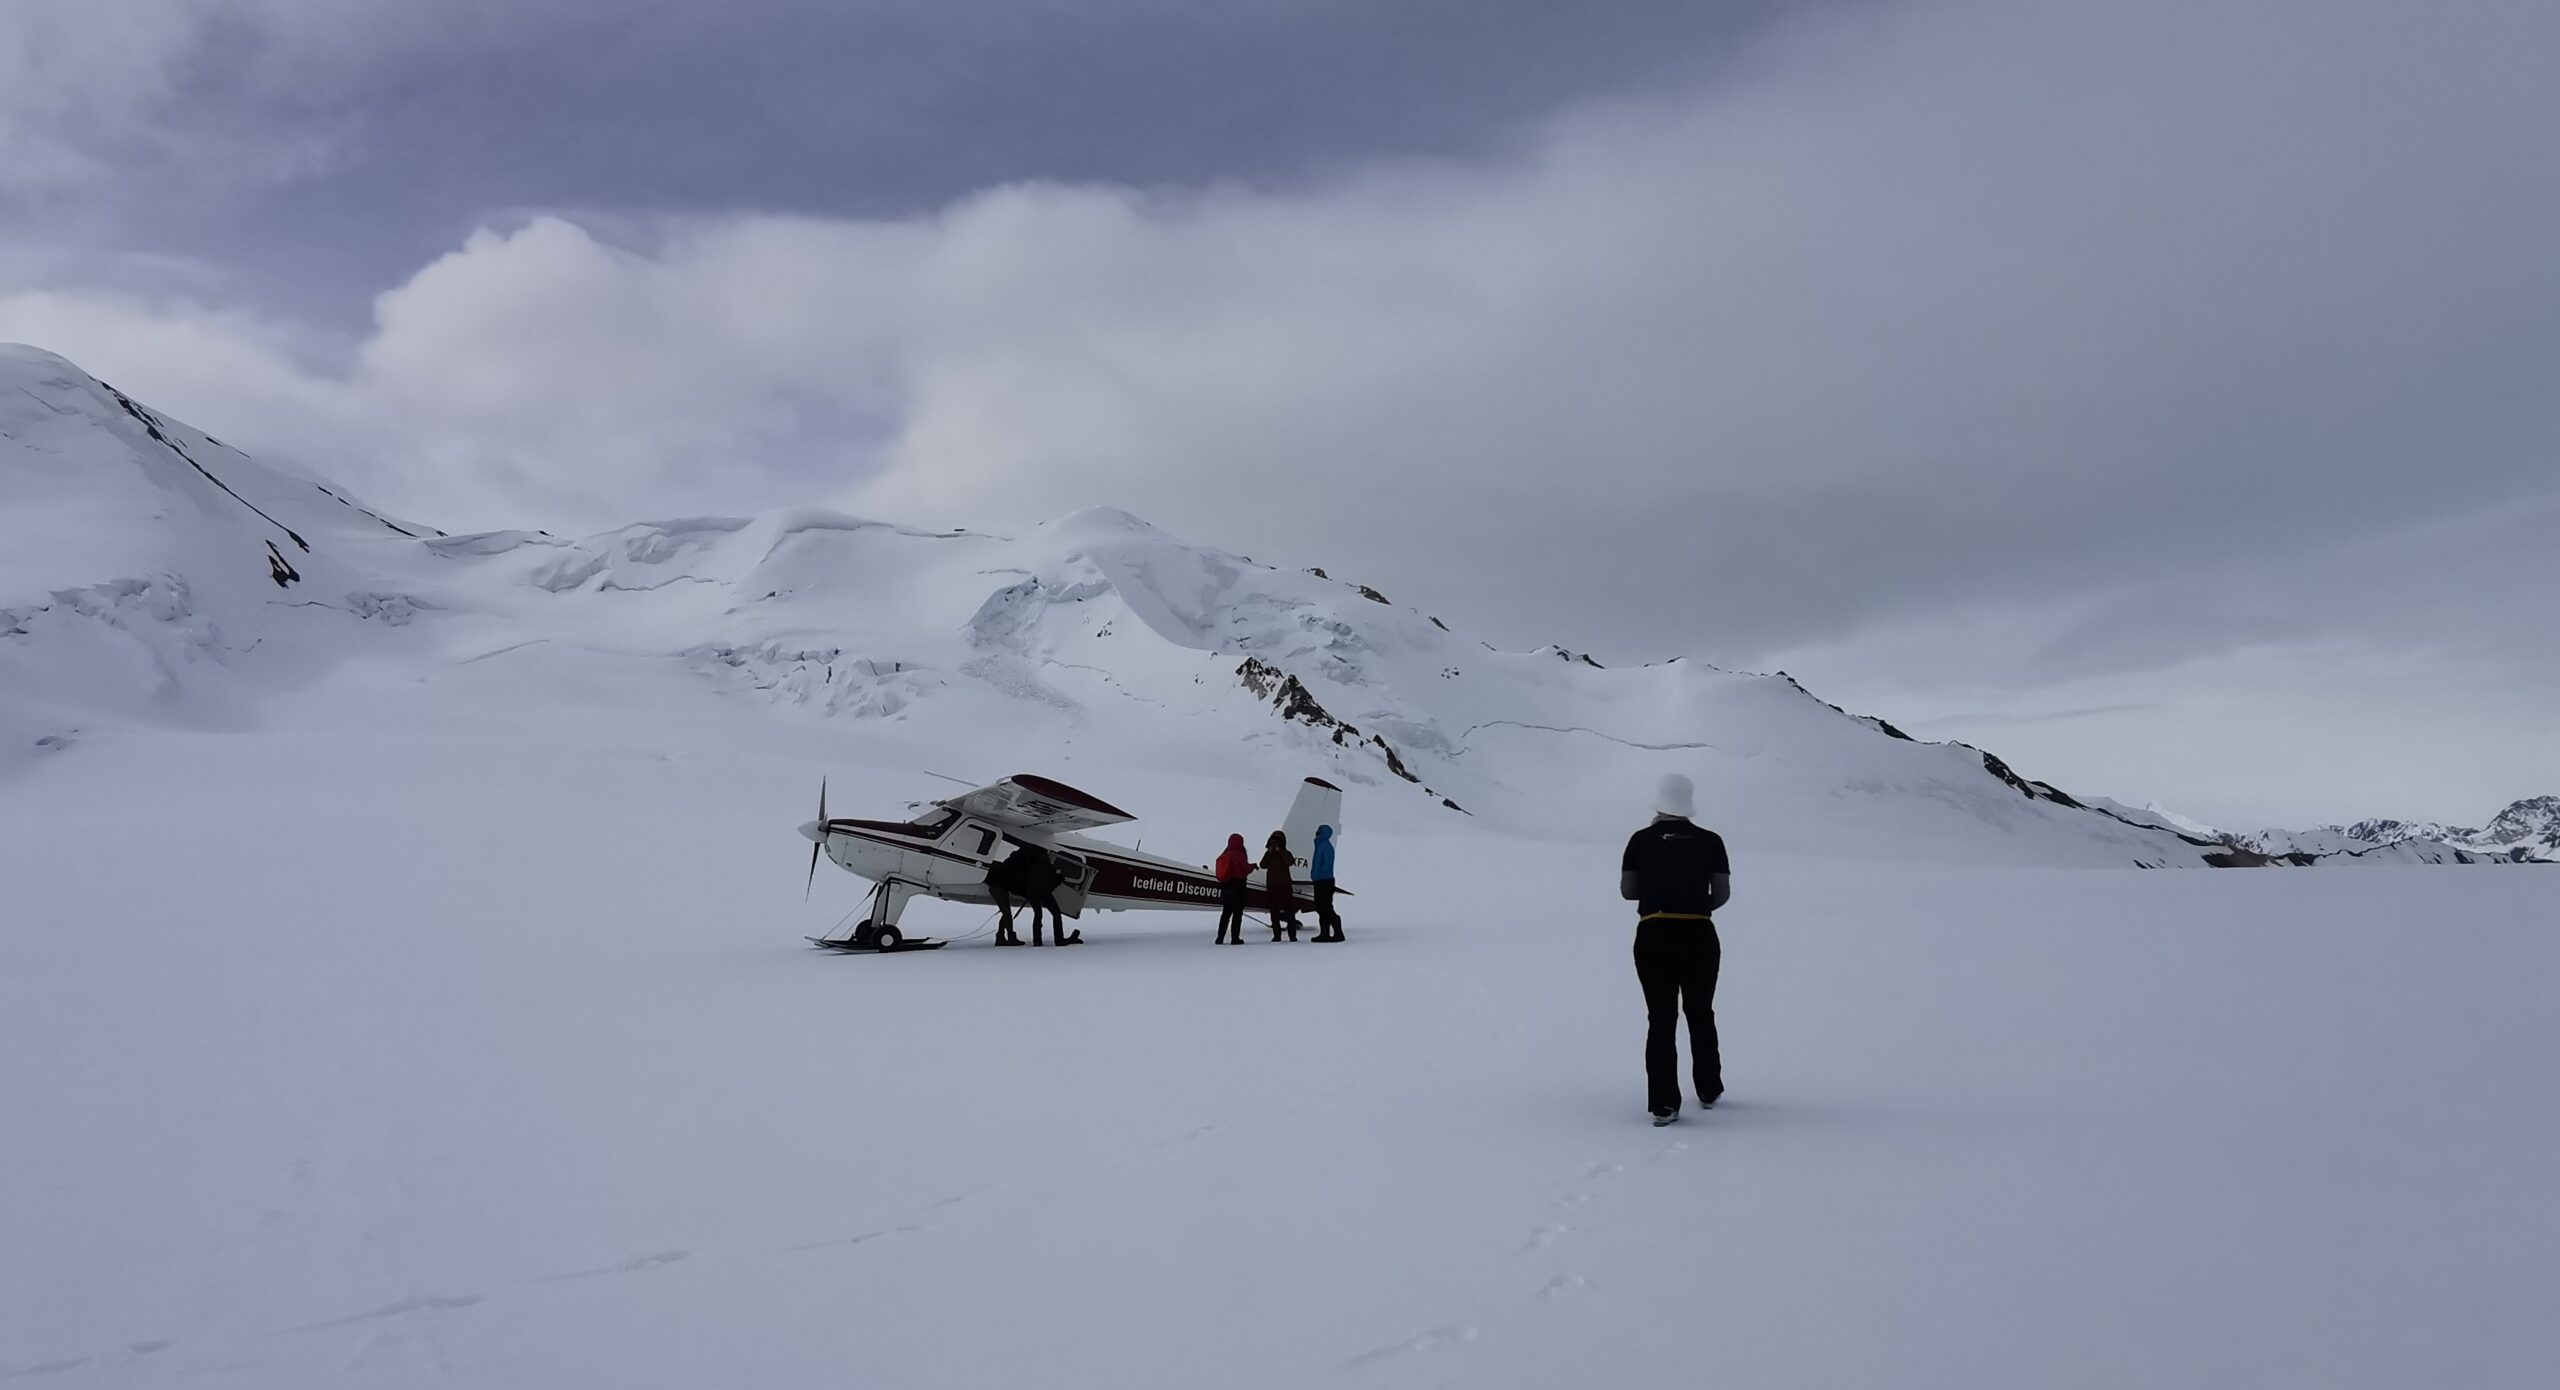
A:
[[1621, 773, 1732, 1125], [1309, 824, 1344, 942], [1214, 833, 1252, 944], [1260, 831, 1301, 942]]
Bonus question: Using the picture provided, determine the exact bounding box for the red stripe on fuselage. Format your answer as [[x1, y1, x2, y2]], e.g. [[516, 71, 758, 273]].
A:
[[817, 823, 1310, 911], [1078, 852, 1313, 909]]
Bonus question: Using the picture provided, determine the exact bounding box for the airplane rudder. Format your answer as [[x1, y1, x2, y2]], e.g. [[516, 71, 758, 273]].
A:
[[1281, 775, 1344, 865]]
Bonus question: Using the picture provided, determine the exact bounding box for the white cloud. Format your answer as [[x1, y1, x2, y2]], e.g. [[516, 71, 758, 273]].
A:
[[0, 286, 365, 452]]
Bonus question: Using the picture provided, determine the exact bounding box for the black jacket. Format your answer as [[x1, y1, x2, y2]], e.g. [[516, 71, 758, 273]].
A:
[[1621, 818, 1731, 919]]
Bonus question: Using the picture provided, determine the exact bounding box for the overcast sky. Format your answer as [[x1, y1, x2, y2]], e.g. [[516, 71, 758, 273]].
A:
[[5, 0, 2555, 830]]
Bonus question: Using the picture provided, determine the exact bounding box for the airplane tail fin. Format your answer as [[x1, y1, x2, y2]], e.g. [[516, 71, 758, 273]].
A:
[[1280, 777, 1343, 871]]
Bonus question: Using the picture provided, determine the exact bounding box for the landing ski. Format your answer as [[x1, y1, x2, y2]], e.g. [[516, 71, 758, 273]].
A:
[[807, 936, 947, 953]]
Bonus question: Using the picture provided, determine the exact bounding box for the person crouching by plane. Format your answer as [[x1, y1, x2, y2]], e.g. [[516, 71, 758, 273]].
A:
[[1309, 825, 1343, 942], [1261, 831, 1301, 942], [1620, 773, 1732, 1126], [1215, 834, 1252, 945]]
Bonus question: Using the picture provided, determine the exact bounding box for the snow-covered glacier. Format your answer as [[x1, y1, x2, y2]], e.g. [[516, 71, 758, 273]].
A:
[[3, 344, 2230, 867]]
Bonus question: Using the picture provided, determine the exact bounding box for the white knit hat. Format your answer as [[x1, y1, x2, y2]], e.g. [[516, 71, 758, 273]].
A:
[[1654, 772, 1696, 819]]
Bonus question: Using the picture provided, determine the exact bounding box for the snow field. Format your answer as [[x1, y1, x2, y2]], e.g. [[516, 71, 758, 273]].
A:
[[5, 661, 2555, 1388], [7, 344, 2554, 1386]]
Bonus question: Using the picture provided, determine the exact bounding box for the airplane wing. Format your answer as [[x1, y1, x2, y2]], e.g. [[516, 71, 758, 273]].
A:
[[935, 774, 1136, 837]]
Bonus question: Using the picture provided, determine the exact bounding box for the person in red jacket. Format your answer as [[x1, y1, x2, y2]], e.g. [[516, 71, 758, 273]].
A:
[[1213, 833, 1252, 944]]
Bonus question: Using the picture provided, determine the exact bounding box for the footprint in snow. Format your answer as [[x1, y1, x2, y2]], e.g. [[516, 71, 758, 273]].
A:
[[783, 1224, 925, 1254], [1343, 1323, 1480, 1367], [1144, 1122, 1223, 1151], [0, 1339, 177, 1382], [0, 1359, 92, 1381], [546, 1249, 690, 1280], [1516, 1223, 1575, 1254], [283, 1293, 484, 1334], [1535, 1273, 1588, 1302]]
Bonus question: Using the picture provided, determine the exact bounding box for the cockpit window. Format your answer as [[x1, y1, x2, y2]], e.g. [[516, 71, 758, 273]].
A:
[[908, 809, 960, 837]]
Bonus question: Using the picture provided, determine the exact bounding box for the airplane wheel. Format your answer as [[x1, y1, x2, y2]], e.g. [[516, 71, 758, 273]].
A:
[[873, 925, 903, 951], [849, 921, 875, 947]]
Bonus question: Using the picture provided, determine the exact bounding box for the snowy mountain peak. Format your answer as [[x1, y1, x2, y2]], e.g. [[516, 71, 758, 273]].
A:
[[1, 342, 428, 597], [2141, 801, 2225, 840], [1038, 503, 1171, 542], [2234, 794, 2560, 865], [0, 347, 2428, 869], [2477, 795, 2560, 849]]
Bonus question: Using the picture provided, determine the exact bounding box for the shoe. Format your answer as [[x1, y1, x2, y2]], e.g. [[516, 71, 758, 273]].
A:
[[1699, 1093, 1721, 1110], [1650, 1107, 1679, 1127]]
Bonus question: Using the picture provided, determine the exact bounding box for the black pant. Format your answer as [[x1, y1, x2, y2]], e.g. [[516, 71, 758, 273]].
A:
[[1026, 890, 1061, 942], [1312, 881, 1340, 937], [1634, 919, 1722, 1112], [1216, 886, 1248, 943], [1267, 881, 1298, 938]]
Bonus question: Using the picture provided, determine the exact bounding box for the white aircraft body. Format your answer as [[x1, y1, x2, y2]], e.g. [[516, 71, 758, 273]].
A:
[[798, 774, 1343, 951]]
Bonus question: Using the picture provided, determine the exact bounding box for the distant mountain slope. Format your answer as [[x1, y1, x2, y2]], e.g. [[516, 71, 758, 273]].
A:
[[2238, 798, 2560, 864], [2476, 796, 2560, 858], [0, 344, 2280, 866], [0, 345, 440, 764]]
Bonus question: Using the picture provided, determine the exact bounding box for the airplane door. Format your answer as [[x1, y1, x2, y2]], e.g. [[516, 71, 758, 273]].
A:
[[941, 820, 1005, 892], [1049, 852, 1093, 918], [947, 820, 1003, 862]]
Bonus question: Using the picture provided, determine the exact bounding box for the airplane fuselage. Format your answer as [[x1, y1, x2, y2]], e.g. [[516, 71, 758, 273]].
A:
[[805, 809, 1315, 917]]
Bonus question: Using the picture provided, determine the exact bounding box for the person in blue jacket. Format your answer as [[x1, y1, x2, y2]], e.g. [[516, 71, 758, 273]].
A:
[[1309, 824, 1344, 942]]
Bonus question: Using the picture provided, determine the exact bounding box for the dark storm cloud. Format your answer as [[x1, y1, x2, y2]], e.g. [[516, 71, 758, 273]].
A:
[[3, 0, 1800, 323]]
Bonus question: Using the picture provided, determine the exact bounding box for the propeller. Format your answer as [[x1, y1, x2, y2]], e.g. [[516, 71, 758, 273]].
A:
[[804, 777, 828, 900]]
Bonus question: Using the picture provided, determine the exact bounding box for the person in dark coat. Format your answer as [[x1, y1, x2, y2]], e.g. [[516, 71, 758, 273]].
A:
[[1214, 833, 1252, 944], [1309, 824, 1344, 942], [1620, 773, 1732, 1125], [1260, 831, 1300, 942], [985, 850, 1028, 946], [1018, 844, 1078, 946]]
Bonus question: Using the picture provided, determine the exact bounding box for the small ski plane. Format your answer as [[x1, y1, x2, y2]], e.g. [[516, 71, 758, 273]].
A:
[[799, 773, 1342, 951]]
